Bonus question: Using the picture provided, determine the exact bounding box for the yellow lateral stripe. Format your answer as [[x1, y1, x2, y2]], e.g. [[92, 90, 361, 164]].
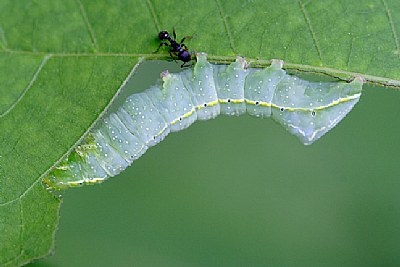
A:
[[153, 125, 169, 139], [170, 108, 196, 125], [68, 178, 105, 186], [196, 100, 220, 109], [218, 99, 245, 104], [313, 93, 361, 110], [167, 91, 360, 126], [244, 93, 361, 111]]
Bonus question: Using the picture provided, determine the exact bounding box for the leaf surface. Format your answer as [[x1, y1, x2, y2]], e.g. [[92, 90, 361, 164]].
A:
[[1, 0, 399, 264]]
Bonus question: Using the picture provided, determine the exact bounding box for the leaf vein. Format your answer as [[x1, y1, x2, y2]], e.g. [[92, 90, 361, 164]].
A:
[[0, 50, 399, 88], [18, 199, 25, 264], [0, 55, 50, 119], [144, 0, 161, 33], [0, 177, 41, 206], [0, 25, 8, 50], [214, 0, 238, 54], [0, 200, 25, 266], [258, 28, 267, 57], [381, 0, 400, 56], [76, 0, 99, 52], [346, 38, 355, 69], [297, 0, 323, 63]]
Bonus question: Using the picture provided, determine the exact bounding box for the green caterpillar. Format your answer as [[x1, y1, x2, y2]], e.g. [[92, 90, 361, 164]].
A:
[[44, 53, 363, 190]]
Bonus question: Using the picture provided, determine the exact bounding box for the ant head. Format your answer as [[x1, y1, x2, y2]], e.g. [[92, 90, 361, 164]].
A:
[[158, 31, 170, 40]]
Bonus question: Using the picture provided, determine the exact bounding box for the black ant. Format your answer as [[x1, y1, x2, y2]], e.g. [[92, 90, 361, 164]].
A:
[[158, 29, 192, 67]]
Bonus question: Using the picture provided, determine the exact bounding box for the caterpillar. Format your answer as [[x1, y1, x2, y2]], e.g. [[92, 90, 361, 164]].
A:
[[44, 53, 363, 190]]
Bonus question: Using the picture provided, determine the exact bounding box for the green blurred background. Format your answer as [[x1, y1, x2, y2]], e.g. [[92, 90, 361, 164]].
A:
[[31, 61, 400, 267]]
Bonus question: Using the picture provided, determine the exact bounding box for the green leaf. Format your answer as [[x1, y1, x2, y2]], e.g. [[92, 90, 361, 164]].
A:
[[0, 182, 59, 266], [1, 0, 399, 265]]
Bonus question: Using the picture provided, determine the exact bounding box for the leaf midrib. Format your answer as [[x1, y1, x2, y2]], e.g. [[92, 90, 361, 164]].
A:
[[1, 49, 399, 88]]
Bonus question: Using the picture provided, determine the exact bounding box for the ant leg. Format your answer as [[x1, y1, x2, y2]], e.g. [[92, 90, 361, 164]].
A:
[[181, 61, 194, 68], [191, 50, 197, 61], [169, 51, 179, 63], [173, 27, 177, 40], [154, 42, 168, 53], [180, 36, 192, 44]]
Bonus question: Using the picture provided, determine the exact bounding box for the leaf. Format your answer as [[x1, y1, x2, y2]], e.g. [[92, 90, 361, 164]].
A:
[[1, 0, 399, 265]]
